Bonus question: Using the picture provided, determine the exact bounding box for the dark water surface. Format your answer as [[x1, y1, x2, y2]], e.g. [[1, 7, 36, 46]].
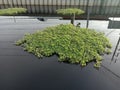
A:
[[0, 16, 120, 90]]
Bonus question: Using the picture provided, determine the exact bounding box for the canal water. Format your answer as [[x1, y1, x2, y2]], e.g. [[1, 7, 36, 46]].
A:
[[0, 16, 120, 90]]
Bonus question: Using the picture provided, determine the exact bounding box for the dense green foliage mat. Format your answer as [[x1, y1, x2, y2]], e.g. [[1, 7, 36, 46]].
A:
[[16, 24, 112, 67]]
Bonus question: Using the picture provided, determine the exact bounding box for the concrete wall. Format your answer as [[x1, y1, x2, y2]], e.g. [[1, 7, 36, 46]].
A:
[[0, 0, 120, 16]]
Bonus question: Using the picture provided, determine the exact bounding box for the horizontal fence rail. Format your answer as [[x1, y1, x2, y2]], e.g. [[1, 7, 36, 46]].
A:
[[0, 0, 120, 17]]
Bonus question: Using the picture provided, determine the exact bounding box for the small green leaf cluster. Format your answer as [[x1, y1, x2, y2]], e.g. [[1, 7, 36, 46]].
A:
[[16, 24, 112, 68], [56, 8, 84, 15], [0, 8, 27, 15]]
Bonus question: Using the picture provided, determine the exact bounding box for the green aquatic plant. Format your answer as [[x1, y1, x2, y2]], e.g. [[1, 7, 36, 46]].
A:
[[16, 24, 112, 68]]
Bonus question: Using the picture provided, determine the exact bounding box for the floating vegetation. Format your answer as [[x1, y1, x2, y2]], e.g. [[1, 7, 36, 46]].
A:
[[16, 24, 112, 68]]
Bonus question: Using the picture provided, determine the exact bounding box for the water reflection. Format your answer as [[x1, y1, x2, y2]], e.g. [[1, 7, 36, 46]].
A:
[[108, 21, 120, 29], [111, 35, 120, 63], [108, 17, 120, 29], [100, 35, 120, 83], [107, 17, 120, 63], [100, 21, 120, 81], [101, 64, 120, 79], [1, 16, 120, 90]]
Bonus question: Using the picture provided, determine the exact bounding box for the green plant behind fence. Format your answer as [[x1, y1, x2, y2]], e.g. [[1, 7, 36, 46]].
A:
[[56, 8, 84, 25], [0, 8, 27, 15]]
